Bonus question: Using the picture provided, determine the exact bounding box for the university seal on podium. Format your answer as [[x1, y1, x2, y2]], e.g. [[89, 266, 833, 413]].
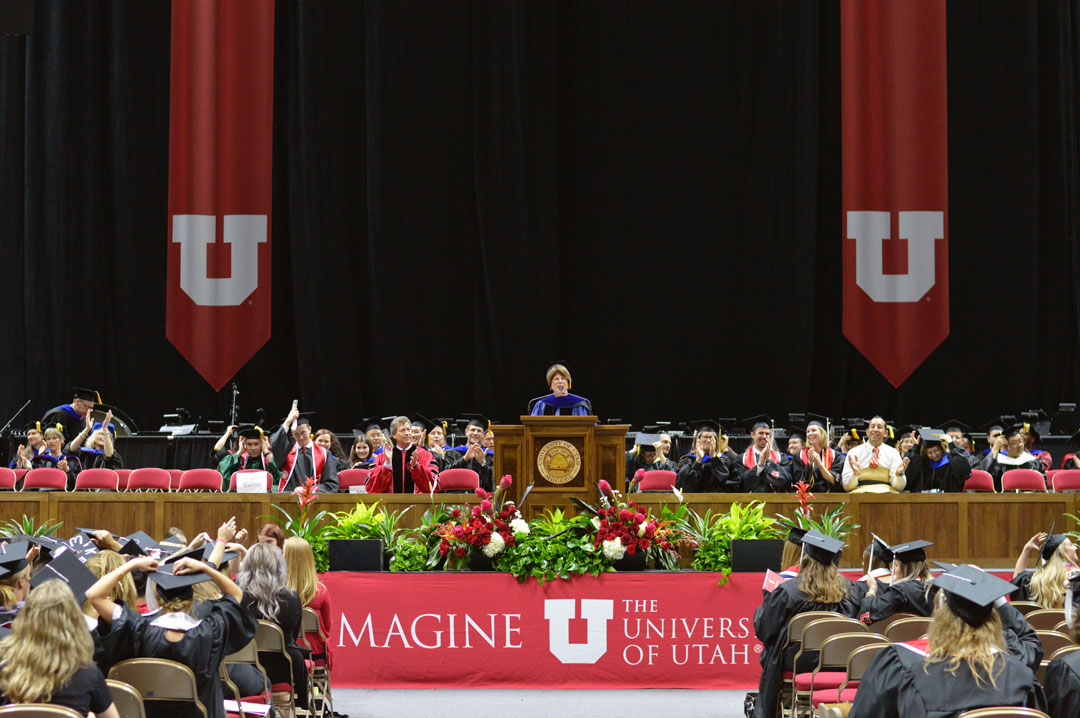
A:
[[536, 440, 582, 484]]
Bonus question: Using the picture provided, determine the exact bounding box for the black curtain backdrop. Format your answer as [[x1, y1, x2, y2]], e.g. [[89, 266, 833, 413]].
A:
[[1, 1, 1079, 434]]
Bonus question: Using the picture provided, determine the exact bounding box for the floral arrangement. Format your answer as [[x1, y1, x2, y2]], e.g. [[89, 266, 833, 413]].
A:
[[433, 475, 529, 567], [593, 479, 659, 561], [775, 480, 860, 541]]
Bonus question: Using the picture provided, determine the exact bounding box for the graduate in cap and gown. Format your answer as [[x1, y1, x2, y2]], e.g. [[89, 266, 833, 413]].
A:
[[752, 530, 861, 718], [789, 415, 844, 492], [858, 538, 935, 623], [1020, 421, 1053, 473], [1043, 570, 1080, 718], [904, 428, 972, 493], [849, 564, 1044, 718], [735, 415, 792, 493], [270, 405, 339, 493], [941, 420, 979, 467], [446, 415, 494, 492], [0, 543, 34, 627], [626, 432, 677, 490], [675, 421, 739, 492], [424, 417, 454, 472], [528, 363, 592, 416], [980, 424, 1044, 492], [41, 387, 100, 447], [216, 425, 281, 491], [1011, 527, 1080, 609], [10, 420, 49, 469]]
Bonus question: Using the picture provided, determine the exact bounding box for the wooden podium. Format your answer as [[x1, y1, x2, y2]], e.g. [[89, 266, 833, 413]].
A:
[[492, 416, 629, 520]]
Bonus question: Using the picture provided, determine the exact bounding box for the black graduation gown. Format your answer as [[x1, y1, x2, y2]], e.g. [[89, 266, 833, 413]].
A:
[[848, 643, 1044, 718], [1044, 646, 1080, 718], [997, 603, 1043, 673], [40, 404, 82, 445], [980, 452, 1044, 492], [625, 452, 678, 487], [447, 447, 494, 492], [753, 577, 862, 718], [789, 450, 845, 493], [675, 453, 739, 492], [858, 579, 933, 624], [99, 597, 257, 718], [1008, 571, 1080, 611], [735, 449, 794, 493], [269, 428, 340, 493], [905, 447, 972, 492]]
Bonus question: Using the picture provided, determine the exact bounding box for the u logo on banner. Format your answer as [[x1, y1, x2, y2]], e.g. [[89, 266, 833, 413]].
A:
[[544, 599, 613, 664], [848, 211, 944, 303], [172, 214, 268, 306]]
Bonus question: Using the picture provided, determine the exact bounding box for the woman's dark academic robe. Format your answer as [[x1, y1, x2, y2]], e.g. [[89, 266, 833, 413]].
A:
[[998, 603, 1043, 673], [849, 643, 1044, 718], [99, 597, 257, 718], [904, 447, 972, 492], [1044, 647, 1080, 718], [858, 579, 933, 624], [675, 453, 739, 492], [625, 452, 678, 487], [752, 577, 862, 718], [1009, 571, 1080, 611], [789, 449, 845, 493], [980, 452, 1044, 492]]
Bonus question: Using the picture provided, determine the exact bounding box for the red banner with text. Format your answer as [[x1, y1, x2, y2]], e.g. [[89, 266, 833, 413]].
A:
[[322, 572, 766, 689], [166, 0, 274, 391], [841, 0, 949, 387]]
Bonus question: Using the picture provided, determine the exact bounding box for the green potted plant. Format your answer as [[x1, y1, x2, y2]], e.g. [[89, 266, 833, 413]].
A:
[[324, 501, 410, 571], [690, 501, 782, 585]]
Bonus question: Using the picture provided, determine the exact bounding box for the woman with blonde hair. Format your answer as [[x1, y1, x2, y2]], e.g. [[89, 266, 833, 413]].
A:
[[284, 536, 334, 670], [0, 545, 34, 626], [850, 565, 1043, 717], [859, 539, 934, 621], [1012, 530, 1080, 609], [0, 580, 119, 717], [791, 418, 844, 492], [82, 551, 137, 614], [753, 531, 860, 718]]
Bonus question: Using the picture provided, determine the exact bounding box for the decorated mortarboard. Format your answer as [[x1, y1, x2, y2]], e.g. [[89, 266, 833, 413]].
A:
[[72, 387, 100, 403], [118, 531, 164, 558], [30, 548, 98, 606], [1041, 522, 1066, 563], [887, 539, 933, 563], [930, 562, 1017, 627], [777, 520, 808, 546], [150, 567, 214, 601], [76, 527, 116, 540], [26, 535, 64, 560], [801, 530, 845, 565], [635, 433, 662, 449], [743, 415, 772, 433], [0, 542, 31, 577], [237, 425, 265, 441]]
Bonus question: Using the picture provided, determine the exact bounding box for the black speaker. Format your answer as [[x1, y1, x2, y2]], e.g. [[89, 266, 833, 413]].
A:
[[0, 0, 34, 36], [730, 539, 784, 572], [328, 539, 384, 571]]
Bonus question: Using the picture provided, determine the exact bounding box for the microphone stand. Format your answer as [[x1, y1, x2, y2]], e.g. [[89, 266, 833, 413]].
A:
[[229, 382, 239, 427], [0, 400, 32, 463]]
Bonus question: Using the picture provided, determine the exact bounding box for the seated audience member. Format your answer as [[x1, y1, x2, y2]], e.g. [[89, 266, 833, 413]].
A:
[[840, 416, 908, 493], [360, 420, 388, 456], [786, 428, 804, 458], [210, 424, 240, 464], [11, 420, 48, 468], [895, 429, 916, 456], [735, 416, 792, 493], [367, 416, 437, 493], [0, 580, 120, 718], [904, 429, 972, 493], [0, 544, 33, 626], [217, 425, 281, 491], [41, 387, 99, 447], [1044, 584, 1080, 718], [778, 522, 808, 574], [67, 411, 123, 473], [29, 426, 82, 485], [1021, 422, 1053, 473], [981, 424, 1044, 491], [528, 363, 592, 416], [447, 416, 493, 491], [257, 523, 286, 549], [284, 537, 334, 670], [1012, 530, 1080, 609], [314, 428, 350, 473], [626, 432, 677, 490], [676, 422, 738, 492], [849, 565, 1044, 718], [270, 405, 339, 493], [858, 538, 934, 622], [349, 434, 376, 469], [425, 420, 452, 472], [790, 417, 844, 492], [238, 542, 309, 710], [941, 420, 979, 467], [753, 531, 860, 718]]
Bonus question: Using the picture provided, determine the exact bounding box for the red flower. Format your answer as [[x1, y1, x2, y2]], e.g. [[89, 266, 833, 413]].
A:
[[619, 509, 631, 521], [481, 499, 493, 512], [451, 508, 461, 518], [471, 505, 482, 517], [598, 480, 613, 496], [634, 512, 645, 522], [499, 475, 513, 490], [626, 542, 637, 555], [455, 547, 466, 558], [439, 540, 450, 556], [661, 541, 672, 551], [639, 538, 651, 549], [452, 525, 465, 539], [475, 487, 488, 499]]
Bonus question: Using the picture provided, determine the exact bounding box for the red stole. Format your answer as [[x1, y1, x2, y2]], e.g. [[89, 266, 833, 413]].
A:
[[742, 446, 780, 469], [280, 442, 327, 492], [799, 446, 836, 470]]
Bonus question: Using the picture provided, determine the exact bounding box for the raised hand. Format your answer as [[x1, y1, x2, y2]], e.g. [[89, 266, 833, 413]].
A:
[[217, 516, 237, 543], [898, 457, 910, 475], [848, 453, 862, 476]]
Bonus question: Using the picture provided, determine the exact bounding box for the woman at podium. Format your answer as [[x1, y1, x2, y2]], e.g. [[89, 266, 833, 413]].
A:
[[528, 363, 592, 416]]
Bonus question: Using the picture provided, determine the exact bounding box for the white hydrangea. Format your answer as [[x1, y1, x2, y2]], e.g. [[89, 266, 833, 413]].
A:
[[591, 516, 601, 529], [602, 537, 626, 561], [510, 518, 530, 535], [482, 531, 506, 557], [637, 523, 647, 537]]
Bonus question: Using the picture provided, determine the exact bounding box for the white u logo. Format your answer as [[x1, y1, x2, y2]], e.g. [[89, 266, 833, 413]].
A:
[[848, 211, 944, 303], [172, 214, 268, 306], [544, 599, 613, 664]]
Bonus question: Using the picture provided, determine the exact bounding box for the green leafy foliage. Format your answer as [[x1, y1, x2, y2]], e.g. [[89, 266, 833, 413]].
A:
[[691, 502, 782, 585], [0, 515, 63, 538], [389, 541, 428, 572], [494, 510, 611, 584], [775, 505, 860, 541], [325, 501, 411, 565]]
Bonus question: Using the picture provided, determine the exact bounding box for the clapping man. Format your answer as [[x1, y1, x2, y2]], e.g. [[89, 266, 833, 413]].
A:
[[270, 405, 338, 493], [841, 415, 908, 493], [366, 416, 437, 493], [446, 416, 493, 491]]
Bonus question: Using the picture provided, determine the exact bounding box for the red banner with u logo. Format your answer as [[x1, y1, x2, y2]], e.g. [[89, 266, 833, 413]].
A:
[[166, 0, 274, 390], [841, 0, 949, 387]]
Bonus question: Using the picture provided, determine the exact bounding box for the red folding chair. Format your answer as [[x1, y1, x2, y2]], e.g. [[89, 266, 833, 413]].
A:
[[434, 468, 479, 492], [74, 468, 119, 491], [12, 469, 26, 485], [337, 468, 370, 492], [22, 467, 68, 491], [167, 469, 183, 490], [0, 468, 15, 490], [1062, 452, 1077, 470], [963, 470, 995, 492], [178, 469, 223, 491], [126, 467, 171, 491], [637, 470, 677, 491], [1001, 469, 1046, 492], [116, 468, 132, 490], [230, 469, 274, 491], [1051, 469, 1080, 492]]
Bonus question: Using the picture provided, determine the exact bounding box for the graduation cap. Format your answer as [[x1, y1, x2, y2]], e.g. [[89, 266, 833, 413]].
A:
[[635, 433, 662, 451], [1041, 522, 1066, 563], [806, 413, 830, 431], [150, 567, 213, 601], [1004, 424, 1025, 440], [894, 424, 918, 441], [23, 420, 50, 435], [410, 413, 434, 432], [72, 387, 100, 403], [917, 428, 949, 446], [801, 530, 845, 565], [843, 419, 867, 441], [200, 542, 239, 567], [743, 415, 772, 433], [460, 414, 491, 432], [642, 422, 674, 434], [930, 563, 1017, 627], [886, 539, 933, 563], [1019, 421, 1041, 443], [941, 420, 972, 436], [687, 420, 721, 436], [30, 549, 98, 606], [0, 542, 31, 577], [118, 531, 163, 558], [431, 418, 453, 435], [160, 546, 204, 565], [357, 417, 386, 435], [237, 425, 265, 441], [293, 415, 313, 428], [869, 533, 895, 563], [26, 535, 64, 561], [786, 427, 806, 442], [777, 520, 808, 546]]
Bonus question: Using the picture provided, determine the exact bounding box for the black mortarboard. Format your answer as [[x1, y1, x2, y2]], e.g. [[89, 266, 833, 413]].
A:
[[24, 420, 47, 434], [941, 420, 972, 435], [359, 417, 385, 434], [237, 425, 265, 441], [76, 527, 115, 541], [805, 413, 830, 431], [743, 415, 772, 433], [293, 415, 313, 428], [1004, 424, 1025, 439], [786, 427, 806, 442], [981, 416, 1015, 434], [778, 521, 808, 546], [870, 533, 894, 562], [917, 428, 948, 446], [160, 546, 203, 565], [200, 543, 239, 567], [118, 531, 163, 558], [30, 549, 98, 606], [642, 422, 674, 434], [1019, 421, 1041, 443], [888, 539, 933, 563], [843, 419, 867, 441], [894, 424, 918, 440], [1041, 522, 1066, 563], [460, 414, 491, 432], [931, 563, 1017, 627], [72, 387, 100, 403], [635, 433, 661, 450], [0, 542, 30, 576], [150, 568, 213, 601], [801, 530, 845, 565], [410, 413, 433, 432], [26, 535, 64, 561], [688, 420, 721, 436]]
